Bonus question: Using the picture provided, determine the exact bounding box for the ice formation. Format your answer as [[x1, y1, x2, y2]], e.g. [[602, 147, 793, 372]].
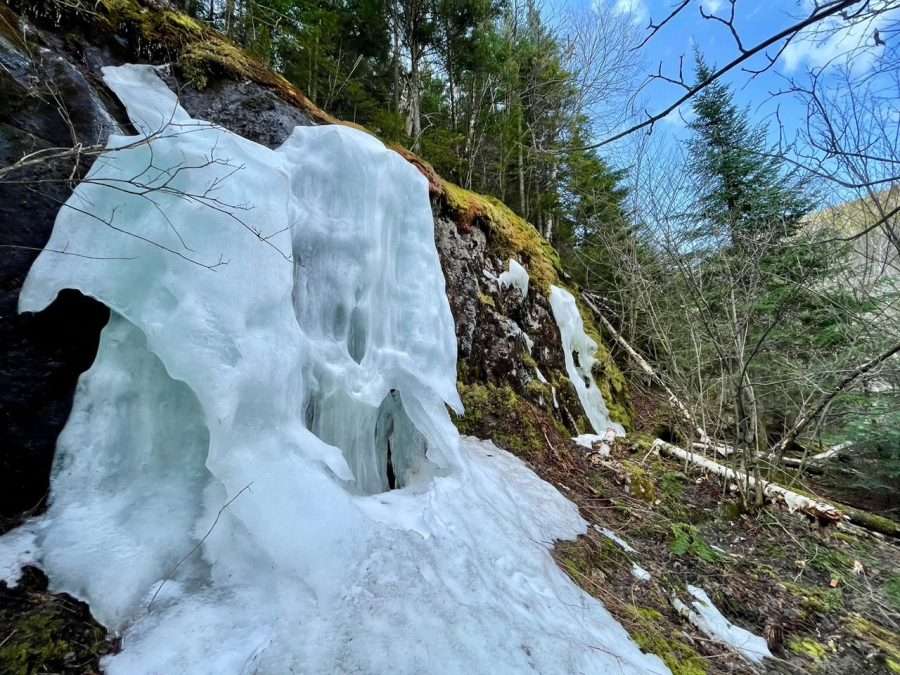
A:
[[549, 285, 625, 437], [674, 586, 772, 663], [498, 257, 529, 298], [0, 64, 668, 674], [0, 526, 36, 586]]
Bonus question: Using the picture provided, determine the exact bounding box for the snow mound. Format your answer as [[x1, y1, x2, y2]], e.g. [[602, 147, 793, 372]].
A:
[[498, 258, 529, 298], [0, 526, 37, 586], [549, 286, 625, 437], [0, 65, 668, 674], [674, 585, 772, 663], [631, 564, 651, 582]]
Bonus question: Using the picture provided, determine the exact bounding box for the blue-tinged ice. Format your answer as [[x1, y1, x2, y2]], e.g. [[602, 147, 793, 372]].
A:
[[1, 64, 667, 675], [549, 285, 626, 437]]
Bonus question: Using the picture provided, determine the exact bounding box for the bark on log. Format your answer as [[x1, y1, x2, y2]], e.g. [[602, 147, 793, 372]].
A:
[[653, 439, 844, 524]]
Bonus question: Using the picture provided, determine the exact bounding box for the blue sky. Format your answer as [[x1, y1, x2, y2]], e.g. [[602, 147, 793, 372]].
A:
[[594, 0, 894, 146]]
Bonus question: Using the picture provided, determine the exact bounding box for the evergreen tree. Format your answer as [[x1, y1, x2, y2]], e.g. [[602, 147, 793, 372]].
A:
[[687, 56, 810, 250]]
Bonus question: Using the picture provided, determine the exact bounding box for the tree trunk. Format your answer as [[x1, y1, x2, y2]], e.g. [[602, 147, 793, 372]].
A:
[[225, 0, 235, 36], [771, 339, 900, 456], [517, 112, 526, 217]]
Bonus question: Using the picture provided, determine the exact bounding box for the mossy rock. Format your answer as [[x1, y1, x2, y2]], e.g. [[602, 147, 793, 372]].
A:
[[622, 461, 656, 502], [10, 0, 634, 435], [0, 567, 113, 675], [454, 382, 562, 460], [441, 181, 561, 293], [788, 637, 832, 665]]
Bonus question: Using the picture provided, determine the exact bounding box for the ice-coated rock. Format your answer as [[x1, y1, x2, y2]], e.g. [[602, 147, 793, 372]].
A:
[[498, 257, 529, 299], [550, 285, 626, 437], [1, 64, 667, 675]]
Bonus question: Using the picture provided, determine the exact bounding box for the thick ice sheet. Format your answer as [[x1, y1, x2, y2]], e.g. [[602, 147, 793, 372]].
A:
[[549, 285, 625, 437], [2, 64, 668, 674]]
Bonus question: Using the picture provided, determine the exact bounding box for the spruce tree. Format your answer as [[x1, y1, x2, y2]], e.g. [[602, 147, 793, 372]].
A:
[[687, 57, 811, 249]]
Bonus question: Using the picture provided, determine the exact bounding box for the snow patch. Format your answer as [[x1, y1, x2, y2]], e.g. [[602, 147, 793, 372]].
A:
[[0, 525, 38, 586], [498, 258, 529, 298], [549, 286, 624, 437], [595, 525, 637, 553], [674, 585, 772, 663], [0, 64, 668, 675], [574, 433, 604, 449], [631, 564, 651, 582]]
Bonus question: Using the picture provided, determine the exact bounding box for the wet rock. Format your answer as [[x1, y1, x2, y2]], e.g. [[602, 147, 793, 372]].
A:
[[0, 30, 113, 519]]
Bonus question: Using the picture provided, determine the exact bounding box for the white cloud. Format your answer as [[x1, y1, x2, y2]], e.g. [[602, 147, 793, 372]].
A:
[[782, 4, 898, 74], [703, 0, 723, 12], [611, 0, 649, 25]]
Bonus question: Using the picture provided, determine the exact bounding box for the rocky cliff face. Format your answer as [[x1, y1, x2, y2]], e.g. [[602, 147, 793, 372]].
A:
[[0, 0, 629, 525]]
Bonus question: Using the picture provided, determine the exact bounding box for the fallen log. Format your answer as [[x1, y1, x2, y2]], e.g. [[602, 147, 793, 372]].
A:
[[653, 439, 844, 525], [655, 439, 900, 538], [759, 442, 852, 471]]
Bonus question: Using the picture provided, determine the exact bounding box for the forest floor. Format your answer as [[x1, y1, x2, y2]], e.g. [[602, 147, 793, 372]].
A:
[[530, 430, 900, 675]]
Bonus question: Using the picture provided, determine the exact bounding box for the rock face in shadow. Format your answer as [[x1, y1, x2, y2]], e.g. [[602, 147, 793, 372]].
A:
[[0, 10, 315, 524], [0, 23, 118, 522]]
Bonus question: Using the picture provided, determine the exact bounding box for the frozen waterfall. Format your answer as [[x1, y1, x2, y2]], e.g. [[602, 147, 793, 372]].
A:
[[550, 286, 626, 438], [0, 64, 667, 674]]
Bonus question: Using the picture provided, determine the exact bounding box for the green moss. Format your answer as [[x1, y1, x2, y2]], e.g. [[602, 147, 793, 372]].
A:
[[521, 351, 538, 370], [0, 607, 106, 675], [809, 548, 853, 583], [622, 461, 656, 502], [550, 373, 591, 434], [0, 614, 70, 675], [442, 180, 561, 294], [720, 501, 744, 522], [555, 535, 631, 589], [781, 581, 844, 616], [477, 291, 495, 308], [788, 637, 830, 664], [669, 523, 720, 563], [660, 471, 686, 499], [454, 382, 553, 459], [848, 614, 900, 662], [885, 575, 900, 611], [888, 657, 900, 674], [625, 607, 707, 675], [525, 378, 550, 402]]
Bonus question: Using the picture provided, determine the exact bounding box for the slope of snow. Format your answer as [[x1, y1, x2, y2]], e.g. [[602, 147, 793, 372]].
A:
[[0, 64, 668, 675], [674, 586, 772, 663], [549, 286, 625, 436], [498, 258, 529, 298]]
